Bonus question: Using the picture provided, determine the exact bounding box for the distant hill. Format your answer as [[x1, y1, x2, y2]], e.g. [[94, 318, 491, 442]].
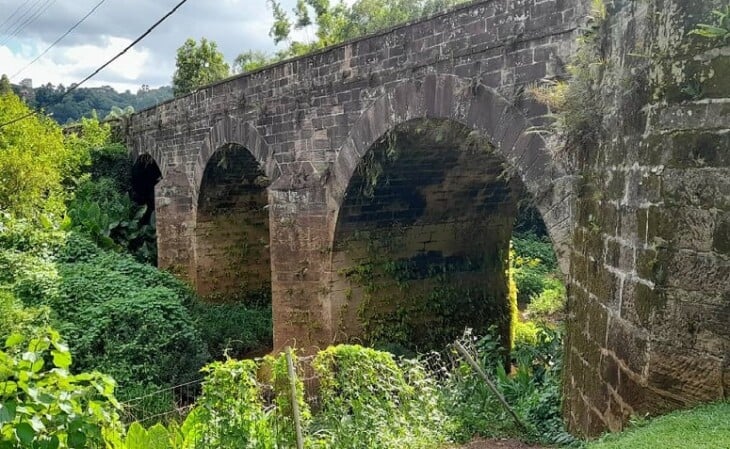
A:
[[12, 82, 173, 124]]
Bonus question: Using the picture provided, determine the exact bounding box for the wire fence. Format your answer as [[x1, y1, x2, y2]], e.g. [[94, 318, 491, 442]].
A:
[[114, 339, 499, 448]]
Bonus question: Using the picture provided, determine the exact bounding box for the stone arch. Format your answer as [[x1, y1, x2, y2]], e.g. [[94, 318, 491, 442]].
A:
[[129, 134, 168, 179], [193, 139, 272, 306], [326, 74, 576, 352], [330, 74, 575, 275], [192, 117, 277, 206]]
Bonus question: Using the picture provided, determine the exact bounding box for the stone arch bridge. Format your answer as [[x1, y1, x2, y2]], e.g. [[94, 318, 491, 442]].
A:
[[125, 0, 729, 436]]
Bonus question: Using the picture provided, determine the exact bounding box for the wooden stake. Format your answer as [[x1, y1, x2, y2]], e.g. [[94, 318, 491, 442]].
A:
[[453, 341, 529, 432], [286, 347, 305, 449]]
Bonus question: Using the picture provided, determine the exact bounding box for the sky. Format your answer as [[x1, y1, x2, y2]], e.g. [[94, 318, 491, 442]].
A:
[[0, 0, 328, 92]]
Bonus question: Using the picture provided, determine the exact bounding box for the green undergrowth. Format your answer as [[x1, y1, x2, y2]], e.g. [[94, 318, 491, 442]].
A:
[[586, 401, 730, 449]]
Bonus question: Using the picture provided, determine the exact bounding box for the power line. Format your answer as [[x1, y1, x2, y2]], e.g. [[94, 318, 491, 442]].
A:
[[0, 0, 57, 48], [11, 0, 109, 80], [0, 0, 191, 130], [0, 0, 32, 34], [0, 0, 42, 37]]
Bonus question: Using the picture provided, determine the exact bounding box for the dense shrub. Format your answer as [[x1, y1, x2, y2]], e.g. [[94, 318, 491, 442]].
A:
[[67, 177, 157, 263], [0, 327, 122, 449], [53, 249, 208, 388], [512, 232, 561, 306], [0, 92, 71, 218], [0, 230, 207, 395], [445, 329, 577, 446], [312, 345, 451, 448], [189, 301, 272, 360]]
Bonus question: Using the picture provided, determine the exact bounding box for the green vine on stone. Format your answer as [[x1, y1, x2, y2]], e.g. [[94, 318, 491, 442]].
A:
[[689, 6, 730, 42]]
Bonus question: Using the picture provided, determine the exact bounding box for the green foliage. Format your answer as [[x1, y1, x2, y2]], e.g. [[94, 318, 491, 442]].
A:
[[189, 301, 272, 360], [62, 116, 112, 184], [0, 226, 207, 396], [27, 83, 172, 125], [233, 51, 274, 74], [690, 6, 730, 42], [186, 358, 276, 449], [172, 38, 231, 96], [586, 401, 730, 449], [0, 91, 71, 218], [85, 143, 131, 193], [525, 278, 565, 321], [0, 291, 49, 342], [66, 177, 156, 264], [268, 0, 469, 58], [445, 328, 577, 446], [511, 232, 561, 307], [0, 327, 122, 449], [312, 345, 450, 448], [52, 249, 207, 388]]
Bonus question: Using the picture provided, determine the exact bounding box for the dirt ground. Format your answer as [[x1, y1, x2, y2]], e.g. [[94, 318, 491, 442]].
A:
[[458, 437, 545, 449]]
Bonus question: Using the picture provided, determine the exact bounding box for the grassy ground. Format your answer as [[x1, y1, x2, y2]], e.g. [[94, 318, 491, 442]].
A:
[[586, 401, 730, 449]]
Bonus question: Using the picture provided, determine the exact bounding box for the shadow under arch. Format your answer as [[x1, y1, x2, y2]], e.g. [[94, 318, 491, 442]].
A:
[[326, 74, 576, 354], [192, 117, 277, 207], [193, 142, 272, 305], [330, 74, 575, 276]]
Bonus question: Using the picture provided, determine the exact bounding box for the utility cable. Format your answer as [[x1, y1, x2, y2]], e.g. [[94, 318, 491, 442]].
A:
[[11, 0, 109, 80], [0, 0, 191, 130], [0, 0, 56, 47], [0, 0, 32, 34], [0, 0, 43, 39]]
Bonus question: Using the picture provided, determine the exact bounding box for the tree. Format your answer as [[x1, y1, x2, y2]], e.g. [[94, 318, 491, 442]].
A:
[[0, 91, 71, 218], [0, 74, 11, 95], [172, 38, 231, 96], [267, 0, 468, 58], [233, 50, 273, 74]]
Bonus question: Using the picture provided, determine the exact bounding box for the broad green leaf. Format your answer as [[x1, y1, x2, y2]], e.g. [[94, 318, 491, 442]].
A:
[[0, 382, 17, 395], [147, 423, 172, 449], [125, 422, 148, 449], [51, 350, 71, 370], [15, 422, 35, 446], [5, 334, 24, 348], [34, 435, 59, 449], [67, 429, 86, 448], [0, 402, 16, 424]]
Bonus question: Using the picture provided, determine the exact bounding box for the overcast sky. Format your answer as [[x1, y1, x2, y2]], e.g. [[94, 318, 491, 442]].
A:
[[0, 0, 328, 92]]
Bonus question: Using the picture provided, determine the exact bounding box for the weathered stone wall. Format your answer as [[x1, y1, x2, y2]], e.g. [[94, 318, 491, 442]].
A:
[[194, 144, 270, 301], [329, 120, 520, 352], [127, 0, 581, 351], [125, 0, 728, 437], [562, 0, 729, 436]]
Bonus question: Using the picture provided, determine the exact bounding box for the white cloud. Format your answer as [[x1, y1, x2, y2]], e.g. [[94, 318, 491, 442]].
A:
[[0, 35, 151, 91], [0, 0, 299, 91]]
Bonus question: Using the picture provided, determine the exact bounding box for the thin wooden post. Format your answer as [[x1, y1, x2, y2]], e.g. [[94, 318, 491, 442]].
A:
[[453, 341, 528, 432], [286, 347, 305, 449]]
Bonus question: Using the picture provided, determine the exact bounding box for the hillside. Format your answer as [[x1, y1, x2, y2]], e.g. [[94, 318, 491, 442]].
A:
[[12, 82, 172, 124]]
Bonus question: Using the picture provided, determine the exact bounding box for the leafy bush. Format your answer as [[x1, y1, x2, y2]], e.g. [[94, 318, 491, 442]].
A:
[[183, 358, 277, 449], [0, 228, 207, 396], [0, 327, 122, 448], [445, 328, 577, 446], [85, 143, 132, 192], [0, 291, 49, 341], [0, 91, 71, 218], [189, 301, 272, 360], [312, 345, 451, 448], [526, 278, 566, 321], [53, 251, 208, 389], [67, 177, 157, 264]]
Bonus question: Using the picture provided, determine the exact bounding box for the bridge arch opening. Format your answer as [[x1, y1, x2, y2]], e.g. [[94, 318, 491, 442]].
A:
[[194, 143, 272, 307], [329, 118, 564, 356], [130, 153, 162, 264]]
